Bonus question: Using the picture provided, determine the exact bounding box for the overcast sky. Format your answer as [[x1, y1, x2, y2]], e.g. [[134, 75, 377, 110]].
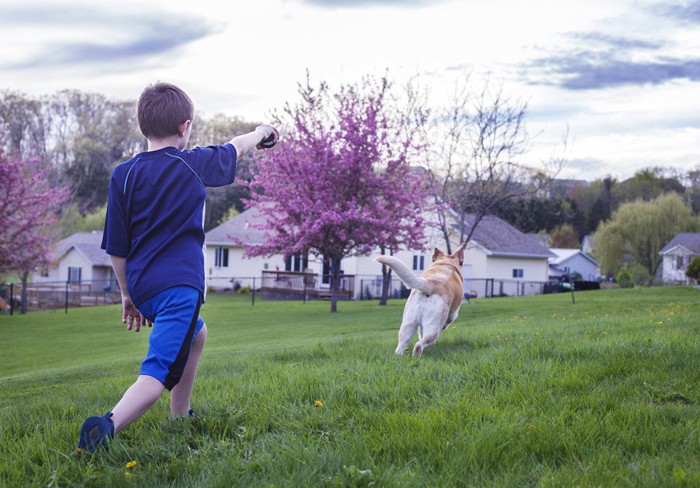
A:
[[2, 0, 700, 181]]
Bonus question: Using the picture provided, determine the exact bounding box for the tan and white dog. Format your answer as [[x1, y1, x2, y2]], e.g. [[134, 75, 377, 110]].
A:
[[376, 242, 466, 357]]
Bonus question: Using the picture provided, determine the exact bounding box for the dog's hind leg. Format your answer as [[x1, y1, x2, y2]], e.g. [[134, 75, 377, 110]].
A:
[[395, 319, 419, 355], [412, 307, 448, 357], [412, 331, 439, 357], [443, 310, 459, 331]]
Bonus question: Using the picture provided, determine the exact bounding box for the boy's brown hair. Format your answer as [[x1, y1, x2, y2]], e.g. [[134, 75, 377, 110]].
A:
[[137, 82, 194, 139]]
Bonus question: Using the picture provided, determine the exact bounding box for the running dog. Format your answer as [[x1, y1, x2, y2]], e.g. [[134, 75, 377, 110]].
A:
[[376, 242, 466, 357]]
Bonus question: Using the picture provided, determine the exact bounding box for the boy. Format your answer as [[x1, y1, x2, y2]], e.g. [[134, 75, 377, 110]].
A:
[[77, 82, 277, 452]]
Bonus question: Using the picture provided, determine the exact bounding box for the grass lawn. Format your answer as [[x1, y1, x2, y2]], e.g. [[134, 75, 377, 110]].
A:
[[1, 287, 699, 487]]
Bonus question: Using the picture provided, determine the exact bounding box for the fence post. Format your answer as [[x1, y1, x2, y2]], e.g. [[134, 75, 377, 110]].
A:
[[9, 282, 13, 316], [569, 273, 576, 304], [252, 277, 255, 306], [65, 281, 69, 314]]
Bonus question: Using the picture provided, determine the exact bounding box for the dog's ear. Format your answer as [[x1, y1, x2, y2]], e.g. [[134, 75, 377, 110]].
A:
[[432, 247, 444, 262], [454, 241, 466, 266], [456, 247, 464, 266]]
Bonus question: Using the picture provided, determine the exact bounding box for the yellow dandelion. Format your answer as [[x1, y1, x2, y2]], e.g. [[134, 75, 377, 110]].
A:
[[314, 400, 323, 408], [126, 460, 138, 469], [75, 448, 83, 455], [125, 471, 134, 478]]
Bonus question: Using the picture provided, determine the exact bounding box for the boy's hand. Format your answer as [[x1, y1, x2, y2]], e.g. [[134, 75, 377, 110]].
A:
[[122, 296, 152, 332], [255, 124, 279, 150]]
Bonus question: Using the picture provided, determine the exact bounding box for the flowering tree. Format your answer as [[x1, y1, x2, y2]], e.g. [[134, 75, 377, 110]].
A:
[[246, 74, 429, 312], [0, 150, 68, 313]]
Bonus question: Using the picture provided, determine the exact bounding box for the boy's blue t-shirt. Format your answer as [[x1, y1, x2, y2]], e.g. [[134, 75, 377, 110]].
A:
[[101, 144, 237, 307]]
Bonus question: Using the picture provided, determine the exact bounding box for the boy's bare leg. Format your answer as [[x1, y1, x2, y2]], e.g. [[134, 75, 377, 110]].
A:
[[110, 375, 165, 434], [170, 324, 208, 417]]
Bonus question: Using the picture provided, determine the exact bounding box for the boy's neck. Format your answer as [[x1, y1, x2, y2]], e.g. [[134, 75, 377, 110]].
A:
[[147, 136, 180, 152]]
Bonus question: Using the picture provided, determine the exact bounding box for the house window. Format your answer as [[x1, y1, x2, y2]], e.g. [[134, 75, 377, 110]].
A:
[[68, 266, 82, 284], [512, 268, 524, 279], [676, 256, 684, 270], [413, 255, 425, 271], [285, 253, 308, 272], [215, 247, 229, 268]]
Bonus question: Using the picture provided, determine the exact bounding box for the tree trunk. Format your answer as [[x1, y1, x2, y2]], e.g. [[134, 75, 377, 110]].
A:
[[379, 260, 392, 306], [20, 271, 29, 314], [329, 257, 341, 313]]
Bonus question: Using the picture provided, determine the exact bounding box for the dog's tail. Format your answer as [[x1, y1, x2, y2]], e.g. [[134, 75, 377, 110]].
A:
[[375, 255, 430, 294]]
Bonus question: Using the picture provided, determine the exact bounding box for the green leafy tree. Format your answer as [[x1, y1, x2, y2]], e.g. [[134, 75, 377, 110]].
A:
[[573, 176, 615, 237], [613, 167, 684, 206], [48, 91, 143, 213], [58, 204, 107, 237], [593, 193, 698, 277], [686, 257, 700, 283], [0, 90, 48, 160], [685, 165, 700, 214]]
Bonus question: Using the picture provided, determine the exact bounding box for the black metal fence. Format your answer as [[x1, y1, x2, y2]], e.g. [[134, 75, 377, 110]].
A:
[[0, 274, 600, 315], [0, 280, 121, 315]]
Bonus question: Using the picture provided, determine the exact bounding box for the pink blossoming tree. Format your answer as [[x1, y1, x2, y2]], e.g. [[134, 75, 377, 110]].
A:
[[0, 150, 68, 313], [245, 74, 429, 312]]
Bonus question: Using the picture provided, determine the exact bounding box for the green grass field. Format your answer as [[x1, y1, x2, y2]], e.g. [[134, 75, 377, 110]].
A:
[[1, 287, 699, 487]]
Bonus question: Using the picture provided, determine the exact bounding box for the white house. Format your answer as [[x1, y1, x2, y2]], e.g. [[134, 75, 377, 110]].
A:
[[459, 215, 554, 297], [204, 206, 288, 290], [204, 206, 554, 299], [548, 248, 600, 281], [33, 231, 115, 289], [658, 232, 700, 284]]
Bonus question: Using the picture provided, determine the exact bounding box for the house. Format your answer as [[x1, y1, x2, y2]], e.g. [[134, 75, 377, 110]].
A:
[[658, 232, 700, 284], [205, 206, 288, 291], [548, 248, 600, 281], [205, 207, 554, 299], [581, 235, 595, 256], [33, 231, 115, 289], [459, 215, 554, 297]]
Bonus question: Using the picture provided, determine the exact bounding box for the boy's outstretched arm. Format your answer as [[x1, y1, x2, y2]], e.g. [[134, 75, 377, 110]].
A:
[[109, 255, 151, 332], [230, 124, 277, 158]]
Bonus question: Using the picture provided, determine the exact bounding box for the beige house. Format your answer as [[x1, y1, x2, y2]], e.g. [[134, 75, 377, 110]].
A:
[[33, 231, 115, 288], [457, 214, 554, 297]]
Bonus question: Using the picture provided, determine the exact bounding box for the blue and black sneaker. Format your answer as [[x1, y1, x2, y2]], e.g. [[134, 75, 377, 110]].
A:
[[77, 412, 114, 453]]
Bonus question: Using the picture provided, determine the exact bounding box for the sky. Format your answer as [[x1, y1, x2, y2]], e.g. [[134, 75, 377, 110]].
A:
[[2, 0, 700, 181]]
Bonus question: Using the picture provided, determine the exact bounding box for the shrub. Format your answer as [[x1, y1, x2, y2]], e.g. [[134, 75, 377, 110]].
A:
[[617, 267, 634, 288], [629, 263, 653, 286], [686, 256, 700, 282], [237, 285, 252, 294]]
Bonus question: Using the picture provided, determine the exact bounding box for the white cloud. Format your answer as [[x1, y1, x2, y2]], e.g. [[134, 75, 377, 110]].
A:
[[1, 0, 700, 180]]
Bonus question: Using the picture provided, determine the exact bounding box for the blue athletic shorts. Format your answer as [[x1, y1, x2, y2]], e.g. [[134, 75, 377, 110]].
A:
[[137, 285, 205, 390]]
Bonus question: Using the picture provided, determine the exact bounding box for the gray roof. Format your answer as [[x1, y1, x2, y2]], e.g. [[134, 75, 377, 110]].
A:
[[549, 248, 600, 266], [462, 214, 555, 258], [52, 231, 111, 266], [205, 206, 270, 246], [659, 232, 700, 255]]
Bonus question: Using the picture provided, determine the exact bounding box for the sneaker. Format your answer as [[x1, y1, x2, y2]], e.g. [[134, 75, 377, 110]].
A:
[[77, 412, 114, 452], [188, 408, 196, 418]]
